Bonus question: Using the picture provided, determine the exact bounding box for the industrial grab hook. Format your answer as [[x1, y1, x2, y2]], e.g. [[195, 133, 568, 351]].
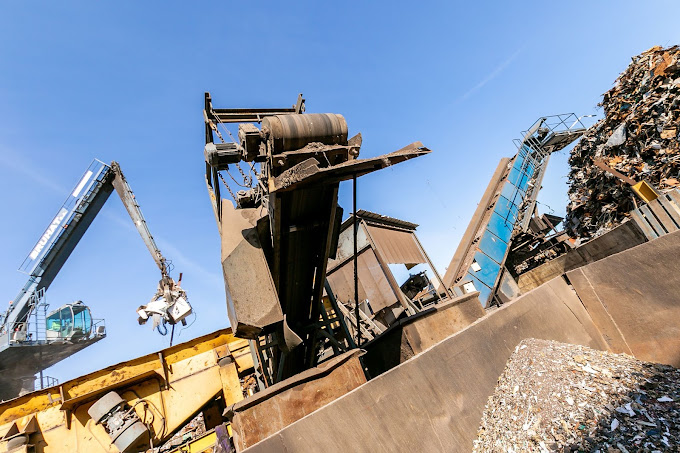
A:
[[136, 275, 192, 336]]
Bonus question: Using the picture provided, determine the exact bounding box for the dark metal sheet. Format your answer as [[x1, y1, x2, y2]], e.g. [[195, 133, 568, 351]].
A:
[[220, 202, 283, 339], [344, 210, 418, 231], [229, 350, 366, 451], [271, 143, 430, 192]]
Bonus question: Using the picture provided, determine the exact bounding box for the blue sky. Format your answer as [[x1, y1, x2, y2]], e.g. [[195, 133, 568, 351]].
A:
[[1, 1, 679, 384]]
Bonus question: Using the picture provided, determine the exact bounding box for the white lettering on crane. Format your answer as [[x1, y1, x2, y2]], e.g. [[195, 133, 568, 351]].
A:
[[29, 208, 69, 260]]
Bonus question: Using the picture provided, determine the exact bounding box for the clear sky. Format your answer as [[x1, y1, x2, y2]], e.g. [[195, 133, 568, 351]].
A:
[[1, 1, 679, 384]]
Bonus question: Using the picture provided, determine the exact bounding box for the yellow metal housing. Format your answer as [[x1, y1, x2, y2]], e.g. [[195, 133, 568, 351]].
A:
[[632, 180, 660, 203], [0, 328, 246, 453]]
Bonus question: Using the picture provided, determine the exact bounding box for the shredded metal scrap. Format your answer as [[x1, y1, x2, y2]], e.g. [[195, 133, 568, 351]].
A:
[[566, 45, 680, 239], [474, 339, 679, 452]]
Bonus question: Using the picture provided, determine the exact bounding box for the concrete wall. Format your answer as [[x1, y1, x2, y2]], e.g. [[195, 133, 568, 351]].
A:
[[568, 229, 680, 367], [244, 278, 608, 452], [517, 220, 647, 292]]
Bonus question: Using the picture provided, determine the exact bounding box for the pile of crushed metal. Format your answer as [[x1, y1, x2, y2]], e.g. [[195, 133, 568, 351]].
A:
[[473, 339, 679, 452], [566, 45, 680, 239]]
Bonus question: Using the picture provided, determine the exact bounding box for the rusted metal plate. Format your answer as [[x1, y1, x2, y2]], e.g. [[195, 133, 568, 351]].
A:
[[270, 142, 430, 193], [365, 224, 425, 267], [402, 293, 486, 354], [228, 350, 366, 451], [567, 229, 680, 367], [220, 202, 283, 339]]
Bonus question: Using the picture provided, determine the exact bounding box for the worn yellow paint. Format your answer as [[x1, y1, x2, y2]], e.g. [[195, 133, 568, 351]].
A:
[[61, 329, 236, 399], [632, 180, 660, 203], [230, 338, 254, 372], [219, 361, 243, 406], [167, 430, 218, 453], [188, 431, 217, 452], [0, 328, 249, 453], [0, 329, 236, 426]]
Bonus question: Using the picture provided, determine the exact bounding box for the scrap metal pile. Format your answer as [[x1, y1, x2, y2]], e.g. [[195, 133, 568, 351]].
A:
[[566, 45, 680, 239], [474, 339, 679, 452]]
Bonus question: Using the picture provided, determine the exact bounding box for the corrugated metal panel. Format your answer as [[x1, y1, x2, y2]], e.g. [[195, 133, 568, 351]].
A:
[[326, 248, 397, 313], [339, 210, 418, 232], [631, 188, 680, 240], [365, 225, 425, 267]]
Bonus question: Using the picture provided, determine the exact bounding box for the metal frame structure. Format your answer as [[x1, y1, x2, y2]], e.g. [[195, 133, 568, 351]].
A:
[[442, 114, 587, 308], [203, 93, 430, 387], [0, 158, 187, 399], [202, 92, 305, 223], [325, 210, 449, 323], [510, 114, 589, 235]]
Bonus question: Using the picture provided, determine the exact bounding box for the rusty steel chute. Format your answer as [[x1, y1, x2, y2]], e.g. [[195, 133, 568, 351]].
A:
[[203, 92, 430, 385]]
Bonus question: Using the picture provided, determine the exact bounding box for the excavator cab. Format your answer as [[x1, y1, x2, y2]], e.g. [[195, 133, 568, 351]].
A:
[[46, 301, 99, 341]]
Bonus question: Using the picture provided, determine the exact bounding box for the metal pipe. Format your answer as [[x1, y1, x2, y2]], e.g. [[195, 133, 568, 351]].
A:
[[353, 173, 360, 347]]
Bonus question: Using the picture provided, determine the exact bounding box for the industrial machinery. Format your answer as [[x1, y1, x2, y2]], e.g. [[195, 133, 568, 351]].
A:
[[203, 93, 429, 385], [0, 328, 247, 453], [0, 96, 666, 452], [0, 94, 431, 452], [87, 391, 150, 452], [441, 114, 588, 307], [0, 160, 191, 400]]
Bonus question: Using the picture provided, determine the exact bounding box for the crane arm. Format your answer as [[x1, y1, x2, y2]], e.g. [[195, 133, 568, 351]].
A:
[[3, 159, 191, 337], [109, 161, 169, 278], [108, 161, 193, 332], [2, 161, 114, 331]]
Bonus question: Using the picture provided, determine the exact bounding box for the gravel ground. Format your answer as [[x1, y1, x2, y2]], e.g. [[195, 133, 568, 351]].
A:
[[474, 339, 679, 452]]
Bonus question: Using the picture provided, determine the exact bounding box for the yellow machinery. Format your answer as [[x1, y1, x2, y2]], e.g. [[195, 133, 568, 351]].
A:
[[0, 328, 250, 452], [165, 427, 230, 453]]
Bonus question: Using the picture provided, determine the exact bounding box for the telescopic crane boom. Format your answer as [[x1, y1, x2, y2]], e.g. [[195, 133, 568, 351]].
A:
[[1, 159, 191, 341], [110, 161, 171, 279], [0, 159, 192, 398]]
